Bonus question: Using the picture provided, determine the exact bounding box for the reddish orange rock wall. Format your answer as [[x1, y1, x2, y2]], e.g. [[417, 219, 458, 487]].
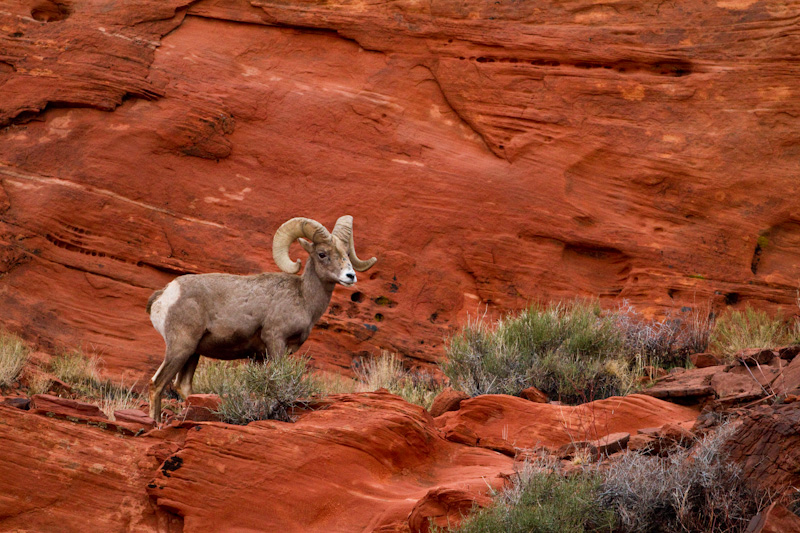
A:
[[1, 0, 799, 378]]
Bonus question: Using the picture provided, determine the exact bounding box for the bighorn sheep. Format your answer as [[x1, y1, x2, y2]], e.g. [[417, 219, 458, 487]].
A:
[[145, 215, 376, 423]]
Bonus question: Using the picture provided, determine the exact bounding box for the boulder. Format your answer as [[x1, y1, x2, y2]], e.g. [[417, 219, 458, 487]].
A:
[[182, 394, 222, 422], [745, 503, 800, 533], [689, 352, 723, 369], [778, 345, 800, 362], [710, 373, 764, 401], [0, 404, 177, 532], [735, 349, 777, 367], [643, 366, 726, 404], [2, 397, 30, 410], [557, 441, 600, 462], [113, 409, 156, 428], [626, 433, 656, 454], [429, 388, 470, 418], [771, 353, 800, 396], [590, 432, 630, 456], [519, 386, 548, 403], [477, 436, 516, 457]]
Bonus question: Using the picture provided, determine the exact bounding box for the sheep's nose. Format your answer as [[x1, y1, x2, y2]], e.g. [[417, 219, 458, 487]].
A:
[[346, 272, 355, 282]]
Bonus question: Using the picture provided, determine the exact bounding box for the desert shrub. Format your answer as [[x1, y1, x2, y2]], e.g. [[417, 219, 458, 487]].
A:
[[600, 423, 766, 532], [443, 300, 713, 403], [353, 352, 443, 410], [710, 306, 795, 359], [443, 301, 630, 401], [49, 349, 140, 419], [445, 456, 614, 533], [613, 302, 712, 368], [214, 353, 319, 425], [0, 331, 31, 387]]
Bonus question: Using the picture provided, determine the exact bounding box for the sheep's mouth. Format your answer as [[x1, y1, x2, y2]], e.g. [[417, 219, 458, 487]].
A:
[[340, 280, 356, 287]]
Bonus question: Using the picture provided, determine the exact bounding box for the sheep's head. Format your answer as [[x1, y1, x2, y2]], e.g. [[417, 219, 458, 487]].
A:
[[273, 216, 376, 286]]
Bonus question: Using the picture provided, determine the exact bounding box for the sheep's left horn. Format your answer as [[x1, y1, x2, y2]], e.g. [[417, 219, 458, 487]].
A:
[[333, 215, 377, 272], [273, 217, 331, 274]]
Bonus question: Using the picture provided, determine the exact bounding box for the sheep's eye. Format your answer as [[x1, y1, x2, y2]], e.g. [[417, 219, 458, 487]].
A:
[[318, 252, 327, 259]]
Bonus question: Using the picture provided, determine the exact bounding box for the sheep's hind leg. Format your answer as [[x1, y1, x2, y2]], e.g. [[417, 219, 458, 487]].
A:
[[175, 352, 200, 400], [149, 342, 198, 425]]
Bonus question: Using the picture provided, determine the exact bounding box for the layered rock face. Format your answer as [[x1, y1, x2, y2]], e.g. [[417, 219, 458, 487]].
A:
[[2, 389, 702, 532], [1, 0, 799, 377]]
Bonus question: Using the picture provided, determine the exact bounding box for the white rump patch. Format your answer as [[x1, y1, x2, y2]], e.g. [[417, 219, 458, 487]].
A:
[[150, 280, 180, 338]]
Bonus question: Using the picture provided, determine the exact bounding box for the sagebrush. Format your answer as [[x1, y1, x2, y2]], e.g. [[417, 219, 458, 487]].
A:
[[443, 300, 709, 403], [196, 353, 319, 424], [600, 423, 767, 532], [443, 455, 614, 533], [448, 424, 765, 533]]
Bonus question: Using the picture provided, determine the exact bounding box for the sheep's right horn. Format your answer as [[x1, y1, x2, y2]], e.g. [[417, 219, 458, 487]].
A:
[[273, 217, 331, 274], [333, 215, 377, 272]]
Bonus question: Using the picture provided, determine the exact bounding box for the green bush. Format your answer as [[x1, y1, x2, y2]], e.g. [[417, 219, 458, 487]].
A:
[[443, 301, 633, 402], [443, 300, 712, 403], [212, 353, 319, 425], [0, 331, 31, 387], [710, 306, 796, 359], [444, 456, 614, 533]]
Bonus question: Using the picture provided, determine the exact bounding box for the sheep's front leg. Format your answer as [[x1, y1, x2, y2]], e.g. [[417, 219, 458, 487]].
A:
[[261, 330, 287, 358]]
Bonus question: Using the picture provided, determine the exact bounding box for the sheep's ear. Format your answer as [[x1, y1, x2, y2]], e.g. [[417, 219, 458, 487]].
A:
[[298, 238, 314, 254]]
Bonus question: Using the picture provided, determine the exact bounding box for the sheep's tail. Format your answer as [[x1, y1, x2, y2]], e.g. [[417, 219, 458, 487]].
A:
[[146, 289, 164, 314]]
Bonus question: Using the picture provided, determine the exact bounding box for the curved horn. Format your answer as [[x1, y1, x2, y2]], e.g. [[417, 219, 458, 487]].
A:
[[272, 217, 331, 274], [333, 215, 377, 272]]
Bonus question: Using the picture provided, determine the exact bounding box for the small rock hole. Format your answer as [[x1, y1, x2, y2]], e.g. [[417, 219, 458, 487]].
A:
[[31, 1, 70, 22], [350, 291, 363, 303]]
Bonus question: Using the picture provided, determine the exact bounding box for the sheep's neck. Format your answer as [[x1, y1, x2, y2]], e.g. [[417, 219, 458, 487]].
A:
[[302, 260, 336, 324]]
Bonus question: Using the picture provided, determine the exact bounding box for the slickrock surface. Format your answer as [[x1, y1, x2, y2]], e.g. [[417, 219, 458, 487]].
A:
[[148, 391, 514, 532], [0, 404, 181, 533], [436, 393, 699, 450], [2, 0, 800, 378], [1, 391, 516, 532]]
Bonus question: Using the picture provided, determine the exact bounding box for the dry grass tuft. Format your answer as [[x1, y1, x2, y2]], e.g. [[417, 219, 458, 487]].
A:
[[49, 349, 141, 418], [0, 331, 31, 387], [353, 351, 443, 410], [710, 306, 797, 359]]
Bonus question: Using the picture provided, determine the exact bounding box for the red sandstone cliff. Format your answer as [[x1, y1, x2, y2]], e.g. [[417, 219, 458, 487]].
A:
[[1, 0, 799, 378]]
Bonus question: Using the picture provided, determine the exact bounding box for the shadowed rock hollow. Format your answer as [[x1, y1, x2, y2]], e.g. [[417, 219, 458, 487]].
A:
[[1, 0, 799, 378]]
